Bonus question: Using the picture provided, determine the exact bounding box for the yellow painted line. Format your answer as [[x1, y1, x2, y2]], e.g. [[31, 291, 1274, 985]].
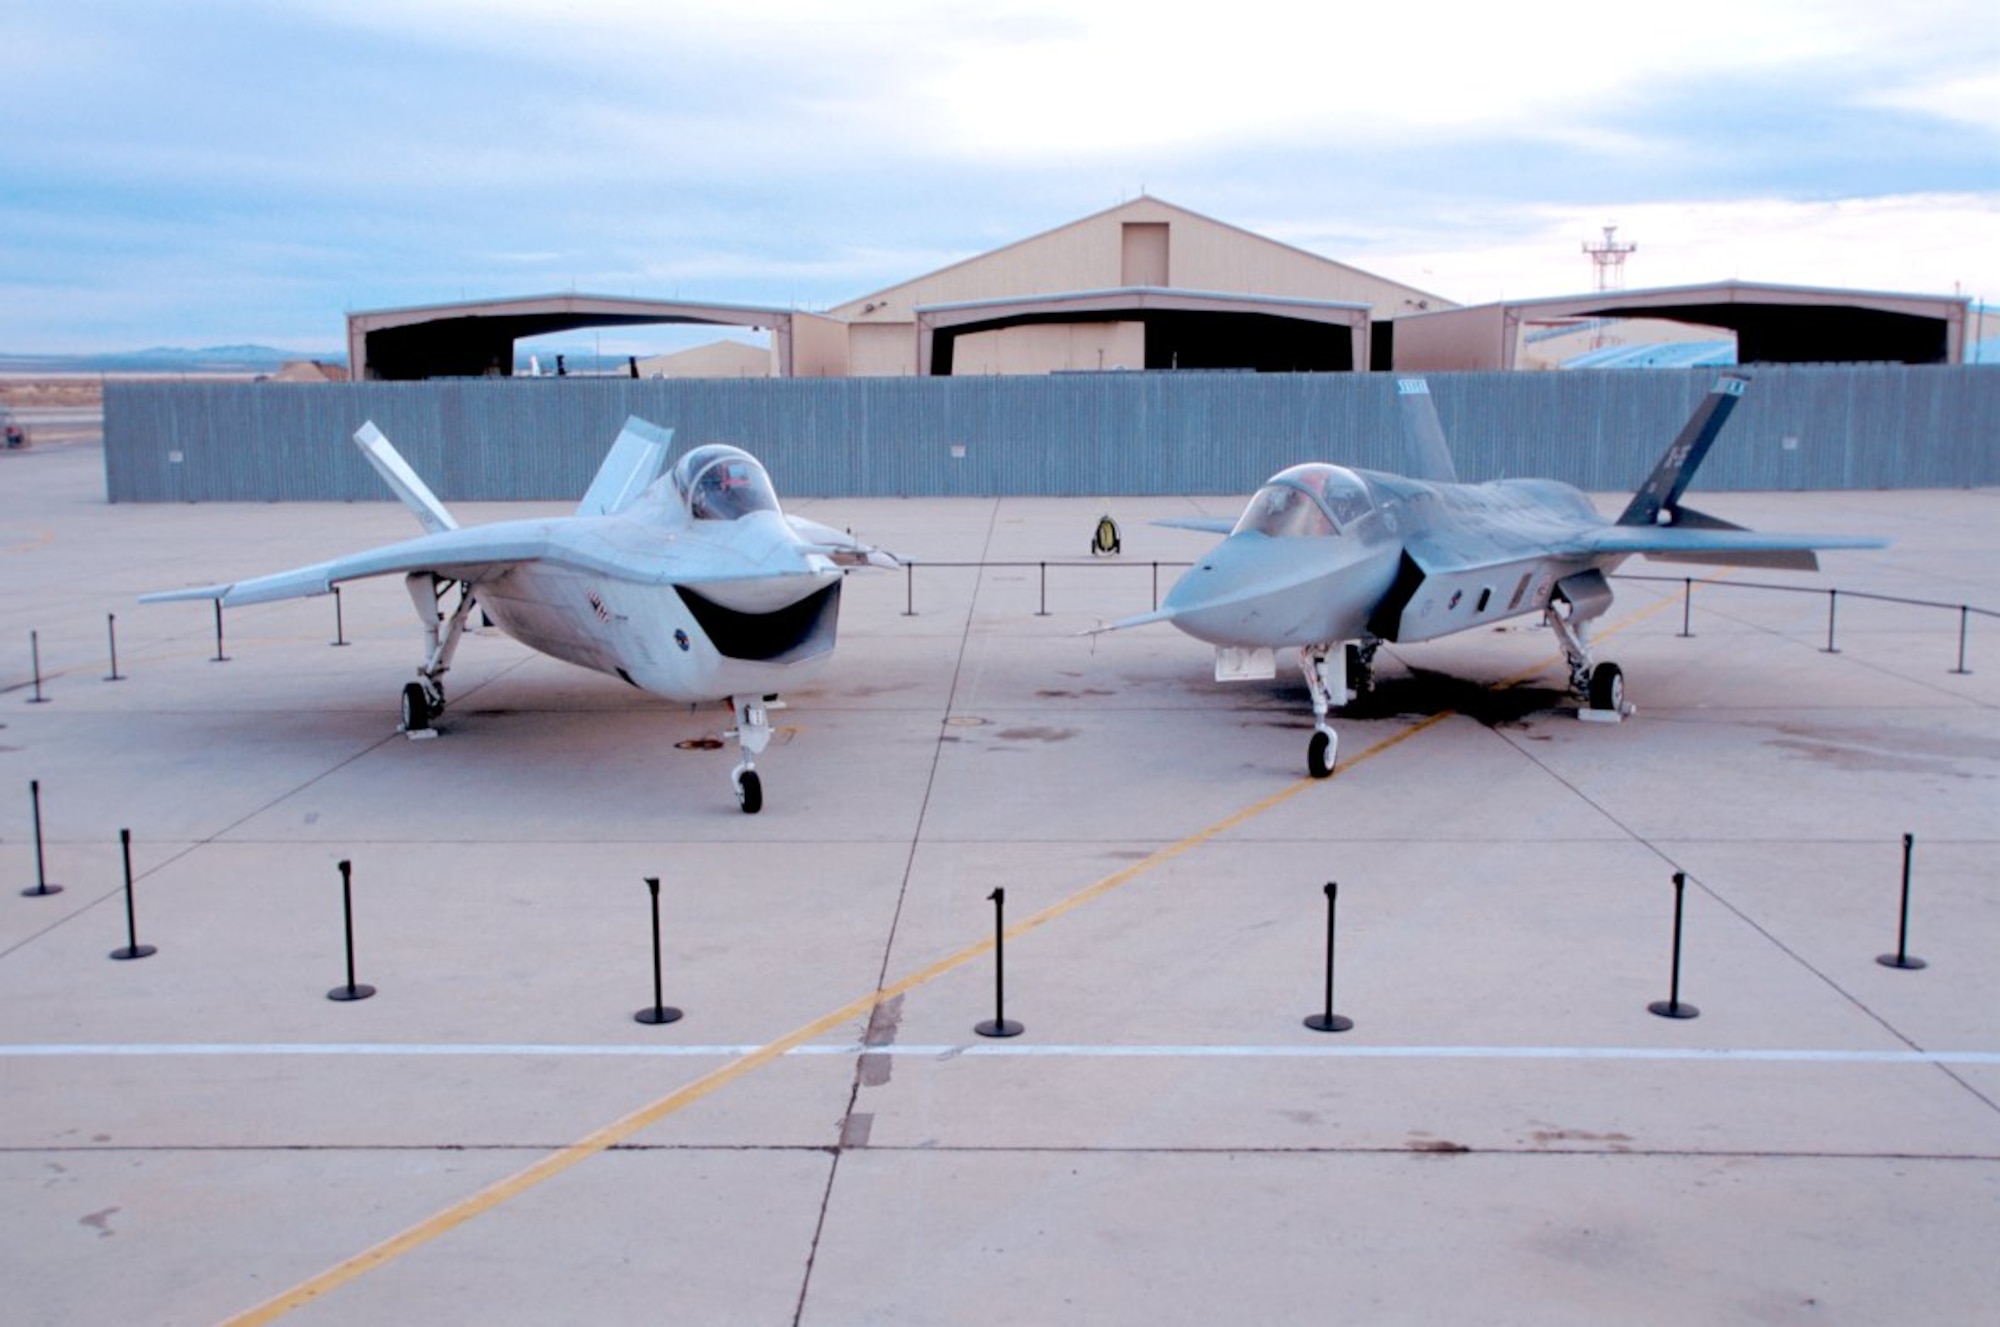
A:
[[221, 720, 1450, 1325], [225, 589, 1685, 1324]]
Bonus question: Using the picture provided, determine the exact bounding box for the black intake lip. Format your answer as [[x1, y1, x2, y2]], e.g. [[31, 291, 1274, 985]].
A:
[[675, 582, 842, 663]]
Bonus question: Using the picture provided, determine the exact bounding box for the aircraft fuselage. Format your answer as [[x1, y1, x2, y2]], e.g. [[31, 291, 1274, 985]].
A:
[[1160, 465, 1616, 650], [465, 508, 844, 703]]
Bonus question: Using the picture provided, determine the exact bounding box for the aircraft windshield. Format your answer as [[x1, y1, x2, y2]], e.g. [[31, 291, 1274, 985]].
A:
[[671, 445, 780, 521], [1232, 464, 1373, 538]]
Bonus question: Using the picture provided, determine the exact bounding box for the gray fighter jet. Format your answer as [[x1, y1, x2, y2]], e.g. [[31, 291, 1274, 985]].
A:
[[1111, 375, 1885, 777], [144, 418, 895, 812]]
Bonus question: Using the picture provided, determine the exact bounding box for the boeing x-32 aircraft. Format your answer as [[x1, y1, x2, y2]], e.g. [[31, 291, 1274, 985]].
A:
[[144, 418, 894, 813], [1109, 376, 1885, 777]]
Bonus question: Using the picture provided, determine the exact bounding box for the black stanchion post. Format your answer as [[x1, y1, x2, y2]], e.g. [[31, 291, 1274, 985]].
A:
[[327, 859, 376, 1001], [1151, 561, 1160, 612], [1303, 881, 1353, 1033], [331, 585, 349, 647], [211, 600, 229, 663], [634, 876, 682, 1025], [974, 887, 1023, 1038], [21, 780, 61, 897], [28, 630, 48, 703], [1822, 589, 1840, 654], [1678, 578, 1695, 638], [1036, 562, 1049, 616], [902, 561, 916, 617], [1952, 606, 1971, 675], [109, 829, 156, 961], [1648, 871, 1697, 1019], [105, 614, 123, 681], [1877, 833, 1928, 971]]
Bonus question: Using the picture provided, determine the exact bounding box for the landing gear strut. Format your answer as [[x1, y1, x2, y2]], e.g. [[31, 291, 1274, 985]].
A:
[[1299, 642, 1372, 778], [399, 574, 475, 735], [1546, 574, 1628, 721], [725, 694, 781, 814]]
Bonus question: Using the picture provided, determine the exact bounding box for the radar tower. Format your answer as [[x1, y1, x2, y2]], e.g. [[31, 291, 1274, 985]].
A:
[[1583, 223, 1637, 291]]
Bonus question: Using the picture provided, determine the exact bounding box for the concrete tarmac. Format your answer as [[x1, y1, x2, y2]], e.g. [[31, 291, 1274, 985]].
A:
[[3, 436, 1998, 1325]]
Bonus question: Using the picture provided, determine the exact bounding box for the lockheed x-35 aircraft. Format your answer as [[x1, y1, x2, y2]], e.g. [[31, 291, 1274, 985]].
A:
[[144, 418, 894, 813], [1111, 375, 1885, 777]]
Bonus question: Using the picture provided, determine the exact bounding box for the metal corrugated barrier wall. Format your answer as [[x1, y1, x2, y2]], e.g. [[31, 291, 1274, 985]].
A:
[[104, 366, 1999, 503]]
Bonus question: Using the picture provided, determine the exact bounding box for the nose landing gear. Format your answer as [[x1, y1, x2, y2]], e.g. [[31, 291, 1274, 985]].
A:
[[725, 695, 781, 814], [1298, 642, 1374, 778]]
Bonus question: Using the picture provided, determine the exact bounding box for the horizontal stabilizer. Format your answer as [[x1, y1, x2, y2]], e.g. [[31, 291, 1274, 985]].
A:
[[579, 418, 674, 517], [354, 423, 458, 534], [1563, 523, 1887, 569]]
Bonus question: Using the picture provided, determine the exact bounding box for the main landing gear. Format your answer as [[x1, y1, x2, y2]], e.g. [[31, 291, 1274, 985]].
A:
[[1298, 641, 1377, 778], [724, 695, 781, 814], [1545, 578, 1630, 723], [398, 574, 476, 737]]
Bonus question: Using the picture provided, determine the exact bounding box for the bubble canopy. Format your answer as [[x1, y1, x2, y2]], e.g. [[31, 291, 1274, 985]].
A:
[[1231, 464, 1373, 538], [670, 445, 780, 521]]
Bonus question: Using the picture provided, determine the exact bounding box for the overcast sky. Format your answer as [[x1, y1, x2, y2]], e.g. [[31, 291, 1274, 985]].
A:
[[3, 0, 1995, 354]]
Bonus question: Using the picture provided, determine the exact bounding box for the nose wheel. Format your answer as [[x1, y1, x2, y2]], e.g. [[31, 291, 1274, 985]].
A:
[[1307, 727, 1338, 779], [1299, 645, 1359, 779], [732, 767, 763, 815], [725, 695, 780, 814]]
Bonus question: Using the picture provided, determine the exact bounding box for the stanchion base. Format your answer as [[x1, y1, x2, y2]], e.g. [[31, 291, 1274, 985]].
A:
[[1648, 999, 1699, 1019], [1876, 954, 1928, 971], [109, 944, 157, 961], [327, 984, 377, 1002], [974, 1019, 1023, 1038], [21, 883, 63, 897], [634, 1005, 684, 1025], [1303, 1013, 1353, 1033]]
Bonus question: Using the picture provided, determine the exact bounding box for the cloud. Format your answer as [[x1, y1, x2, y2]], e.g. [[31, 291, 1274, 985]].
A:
[[2, 0, 1995, 351]]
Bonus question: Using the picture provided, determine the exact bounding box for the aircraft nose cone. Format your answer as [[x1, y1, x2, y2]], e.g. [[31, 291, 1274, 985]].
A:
[[1159, 534, 1394, 647]]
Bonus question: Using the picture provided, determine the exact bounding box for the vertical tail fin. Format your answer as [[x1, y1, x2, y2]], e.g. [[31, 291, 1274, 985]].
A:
[[577, 418, 674, 517], [1616, 375, 1748, 527], [352, 422, 459, 534], [1395, 379, 1458, 483]]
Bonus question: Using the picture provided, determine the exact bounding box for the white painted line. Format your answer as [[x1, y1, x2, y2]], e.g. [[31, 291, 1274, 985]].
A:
[[6, 1042, 1997, 1065]]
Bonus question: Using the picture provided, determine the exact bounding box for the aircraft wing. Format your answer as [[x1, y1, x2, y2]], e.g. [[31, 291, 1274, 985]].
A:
[[1152, 516, 1236, 535], [1556, 519, 1889, 571], [140, 525, 560, 608]]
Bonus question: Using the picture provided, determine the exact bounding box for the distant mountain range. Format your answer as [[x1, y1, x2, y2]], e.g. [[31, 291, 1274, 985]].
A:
[[0, 345, 346, 374]]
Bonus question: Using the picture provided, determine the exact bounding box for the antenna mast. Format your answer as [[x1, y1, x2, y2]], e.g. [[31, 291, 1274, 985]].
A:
[[1583, 223, 1637, 291]]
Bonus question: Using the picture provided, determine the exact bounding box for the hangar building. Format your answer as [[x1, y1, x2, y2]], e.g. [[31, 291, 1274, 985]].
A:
[[344, 197, 1973, 379], [820, 196, 1447, 375], [1393, 281, 1972, 371]]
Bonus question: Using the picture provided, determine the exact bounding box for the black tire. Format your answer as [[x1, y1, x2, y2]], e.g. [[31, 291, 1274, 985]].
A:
[[1588, 662, 1624, 712], [1307, 730, 1335, 779], [400, 681, 431, 732], [735, 769, 763, 814]]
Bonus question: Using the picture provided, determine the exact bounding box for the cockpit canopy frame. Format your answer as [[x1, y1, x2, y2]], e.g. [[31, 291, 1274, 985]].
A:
[[670, 444, 781, 522], [1232, 463, 1374, 538]]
